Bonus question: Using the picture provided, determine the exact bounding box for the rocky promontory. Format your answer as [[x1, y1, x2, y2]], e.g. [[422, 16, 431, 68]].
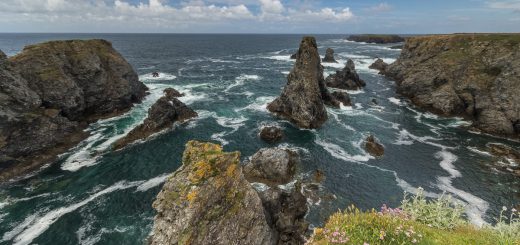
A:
[[268, 36, 340, 129], [113, 88, 197, 150], [150, 141, 308, 245], [384, 34, 520, 137], [347, 34, 405, 44], [0, 40, 148, 181], [325, 59, 366, 90]]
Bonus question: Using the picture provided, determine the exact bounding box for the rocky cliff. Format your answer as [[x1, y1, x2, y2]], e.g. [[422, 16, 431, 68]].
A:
[[150, 141, 309, 245], [347, 34, 405, 44], [0, 40, 148, 181], [385, 34, 520, 137], [268, 36, 340, 129]]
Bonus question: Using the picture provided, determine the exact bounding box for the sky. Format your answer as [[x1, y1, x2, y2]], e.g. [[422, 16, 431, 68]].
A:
[[0, 0, 519, 34]]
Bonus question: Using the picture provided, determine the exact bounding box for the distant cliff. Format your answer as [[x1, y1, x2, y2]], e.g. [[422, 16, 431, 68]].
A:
[[347, 34, 405, 44], [0, 40, 148, 181], [384, 34, 520, 137]]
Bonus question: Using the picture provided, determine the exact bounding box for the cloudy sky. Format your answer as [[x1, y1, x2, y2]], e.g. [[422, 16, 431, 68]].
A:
[[0, 0, 519, 33]]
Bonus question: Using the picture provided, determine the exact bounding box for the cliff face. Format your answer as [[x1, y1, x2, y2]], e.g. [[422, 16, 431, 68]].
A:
[[0, 40, 148, 181], [385, 34, 520, 137], [150, 141, 275, 245]]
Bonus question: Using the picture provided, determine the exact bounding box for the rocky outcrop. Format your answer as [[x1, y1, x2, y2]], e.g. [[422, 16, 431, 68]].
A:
[[150, 141, 275, 245], [150, 141, 309, 245], [347, 34, 405, 44], [0, 40, 148, 181], [365, 135, 384, 157], [384, 34, 520, 137], [328, 91, 351, 107], [325, 59, 366, 90], [259, 126, 284, 143], [113, 88, 197, 150], [322, 48, 337, 63], [267, 36, 330, 129], [290, 53, 298, 60], [244, 148, 299, 186], [369, 58, 389, 73]]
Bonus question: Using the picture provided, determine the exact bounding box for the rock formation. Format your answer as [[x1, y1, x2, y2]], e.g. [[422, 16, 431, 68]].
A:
[[325, 59, 366, 90], [150, 141, 309, 245], [244, 148, 299, 186], [259, 126, 284, 143], [113, 88, 197, 150], [384, 34, 520, 137], [347, 34, 405, 44], [322, 48, 337, 63], [365, 135, 384, 157], [369, 58, 389, 74], [268, 36, 332, 129], [0, 40, 148, 181], [290, 53, 298, 59]]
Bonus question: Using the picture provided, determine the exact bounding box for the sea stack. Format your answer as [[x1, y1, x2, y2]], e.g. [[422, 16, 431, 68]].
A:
[[325, 59, 366, 90], [0, 40, 148, 181], [267, 36, 330, 129], [322, 48, 338, 63]]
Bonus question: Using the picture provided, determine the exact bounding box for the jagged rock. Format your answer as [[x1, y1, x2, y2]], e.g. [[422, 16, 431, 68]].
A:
[[164, 87, 184, 98], [347, 34, 405, 44], [331, 91, 351, 107], [259, 126, 284, 143], [244, 148, 299, 186], [113, 88, 197, 150], [325, 59, 366, 90], [369, 58, 389, 73], [267, 36, 330, 129], [290, 53, 298, 59], [257, 183, 309, 245], [384, 34, 520, 137], [0, 40, 147, 181], [322, 48, 337, 63], [150, 141, 275, 245], [365, 135, 384, 157]]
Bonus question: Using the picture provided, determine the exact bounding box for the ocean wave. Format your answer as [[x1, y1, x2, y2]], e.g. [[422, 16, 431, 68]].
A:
[[393, 129, 453, 150], [139, 72, 177, 81], [135, 174, 170, 192], [467, 146, 493, 157], [264, 55, 294, 62], [315, 136, 372, 163], [235, 96, 275, 113], [388, 97, 402, 106], [224, 74, 261, 92]]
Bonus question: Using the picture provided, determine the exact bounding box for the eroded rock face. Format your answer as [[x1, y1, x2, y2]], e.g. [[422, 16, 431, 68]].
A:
[[260, 126, 284, 143], [0, 40, 148, 181], [369, 58, 389, 73], [325, 59, 366, 90], [385, 34, 520, 137], [150, 141, 275, 245], [322, 48, 337, 63], [268, 37, 329, 129], [244, 148, 299, 186], [365, 135, 384, 157], [113, 88, 197, 150]]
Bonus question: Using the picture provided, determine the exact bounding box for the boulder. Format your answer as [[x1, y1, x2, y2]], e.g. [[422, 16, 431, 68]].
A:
[[325, 59, 366, 90], [267, 36, 330, 129], [0, 40, 148, 181], [113, 88, 197, 149], [365, 135, 384, 157], [259, 126, 284, 143], [369, 58, 389, 73], [322, 48, 337, 63], [150, 141, 275, 245], [244, 148, 299, 186]]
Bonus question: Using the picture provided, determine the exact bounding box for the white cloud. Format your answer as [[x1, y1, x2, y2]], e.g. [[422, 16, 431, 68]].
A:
[[487, 0, 520, 12], [367, 3, 392, 13]]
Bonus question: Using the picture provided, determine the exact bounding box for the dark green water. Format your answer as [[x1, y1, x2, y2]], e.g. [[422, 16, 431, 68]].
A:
[[0, 34, 518, 244]]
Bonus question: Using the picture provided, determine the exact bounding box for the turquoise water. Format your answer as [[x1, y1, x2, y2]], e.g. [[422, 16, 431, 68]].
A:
[[0, 34, 519, 244]]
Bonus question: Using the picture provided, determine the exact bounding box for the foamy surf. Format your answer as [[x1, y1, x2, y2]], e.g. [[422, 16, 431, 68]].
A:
[[139, 72, 177, 81]]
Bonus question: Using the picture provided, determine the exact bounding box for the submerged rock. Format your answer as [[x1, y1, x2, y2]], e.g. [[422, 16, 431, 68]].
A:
[[325, 59, 366, 90], [369, 58, 389, 73], [259, 126, 284, 143], [0, 40, 148, 181], [113, 88, 197, 150], [244, 148, 299, 186], [384, 34, 520, 137], [150, 141, 275, 245], [267, 36, 330, 129], [322, 48, 337, 63], [365, 135, 384, 157]]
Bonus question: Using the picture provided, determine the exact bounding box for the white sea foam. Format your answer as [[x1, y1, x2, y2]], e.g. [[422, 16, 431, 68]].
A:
[[348, 89, 365, 95], [136, 174, 170, 192], [139, 72, 177, 81], [224, 74, 261, 92], [467, 147, 493, 157], [315, 137, 372, 163], [235, 96, 275, 113], [436, 151, 462, 178], [394, 129, 452, 149], [388, 97, 402, 106], [265, 55, 294, 62], [211, 131, 230, 145], [281, 71, 290, 75]]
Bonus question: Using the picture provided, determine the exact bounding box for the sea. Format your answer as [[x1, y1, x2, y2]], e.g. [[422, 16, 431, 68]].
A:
[[0, 34, 519, 245]]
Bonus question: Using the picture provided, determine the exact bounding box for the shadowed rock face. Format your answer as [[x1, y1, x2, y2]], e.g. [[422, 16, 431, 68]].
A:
[[322, 48, 337, 63], [326, 59, 366, 90], [0, 40, 148, 181], [113, 88, 197, 150], [259, 126, 284, 143], [267, 36, 329, 129], [385, 34, 520, 137], [369, 58, 389, 73], [244, 148, 299, 186]]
